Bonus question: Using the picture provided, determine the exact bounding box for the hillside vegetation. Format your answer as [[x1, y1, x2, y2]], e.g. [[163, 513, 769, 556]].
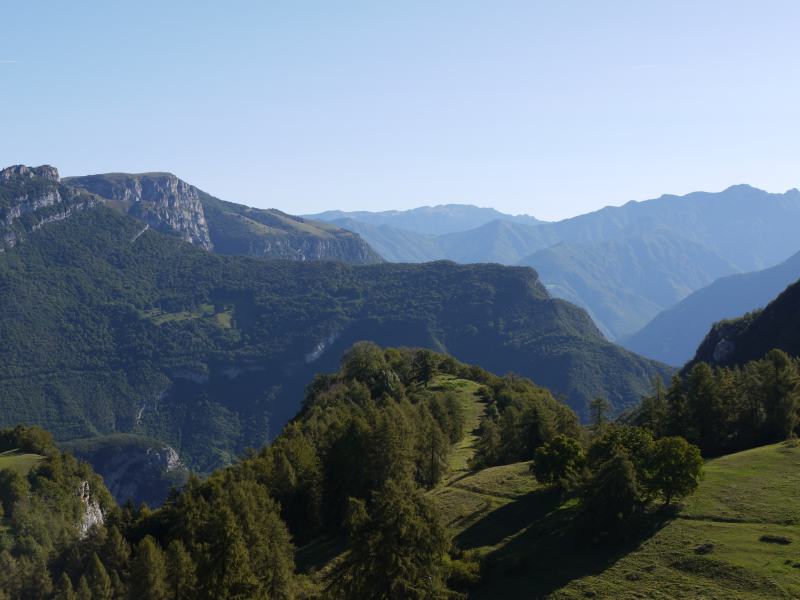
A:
[[0, 191, 668, 475], [448, 442, 800, 599]]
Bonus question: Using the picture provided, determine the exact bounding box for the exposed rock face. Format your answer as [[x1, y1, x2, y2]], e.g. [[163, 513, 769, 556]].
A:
[[77, 480, 104, 536], [64, 171, 383, 264], [64, 173, 213, 250], [69, 437, 189, 507], [0, 165, 98, 250]]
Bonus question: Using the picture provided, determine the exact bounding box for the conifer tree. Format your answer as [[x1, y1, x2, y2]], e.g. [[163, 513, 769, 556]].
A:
[[75, 576, 92, 600], [165, 540, 197, 600], [54, 573, 76, 600], [130, 536, 168, 600], [326, 477, 451, 599], [87, 553, 113, 600]]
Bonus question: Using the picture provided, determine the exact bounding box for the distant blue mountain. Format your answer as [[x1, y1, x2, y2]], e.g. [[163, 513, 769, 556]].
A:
[[320, 185, 800, 339], [307, 204, 542, 236], [620, 251, 800, 366]]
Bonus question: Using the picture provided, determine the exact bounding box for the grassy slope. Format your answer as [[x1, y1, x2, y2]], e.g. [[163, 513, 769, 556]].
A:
[[438, 439, 800, 599], [0, 449, 45, 474]]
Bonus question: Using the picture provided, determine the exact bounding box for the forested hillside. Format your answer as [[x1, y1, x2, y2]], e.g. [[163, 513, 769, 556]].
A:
[[692, 276, 800, 367], [0, 184, 669, 478]]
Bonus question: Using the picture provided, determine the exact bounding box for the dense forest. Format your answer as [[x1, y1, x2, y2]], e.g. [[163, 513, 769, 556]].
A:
[[0, 345, 709, 599], [0, 194, 668, 477]]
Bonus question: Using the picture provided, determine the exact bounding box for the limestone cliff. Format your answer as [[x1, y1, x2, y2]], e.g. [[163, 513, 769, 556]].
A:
[[0, 165, 98, 250], [64, 172, 213, 249]]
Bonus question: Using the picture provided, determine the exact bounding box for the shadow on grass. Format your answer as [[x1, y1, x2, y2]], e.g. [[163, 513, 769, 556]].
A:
[[463, 491, 680, 598], [456, 487, 563, 549]]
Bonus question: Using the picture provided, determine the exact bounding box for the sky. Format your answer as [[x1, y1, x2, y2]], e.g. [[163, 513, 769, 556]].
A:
[[1, 1, 799, 221]]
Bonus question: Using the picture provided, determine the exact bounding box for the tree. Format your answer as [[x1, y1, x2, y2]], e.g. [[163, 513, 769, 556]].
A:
[[647, 437, 703, 505], [87, 553, 113, 600], [589, 397, 611, 432], [581, 448, 641, 530], [326, 478, 451, 599], [54, 573, 76, 600], [415, 407, 450, 488], [75, 576, 92, 600], [531, 434, 585, 491], [130, 536, 168, 600], [165, 540, 197, 600]]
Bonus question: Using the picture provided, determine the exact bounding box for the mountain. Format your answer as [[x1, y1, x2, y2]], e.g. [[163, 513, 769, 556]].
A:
[[0, 165, 670, 475], [307, 203, 542, 235], [622, 251, 800, 365], [324, 185, 800, 340], [519, 231, 740, 339], [329, 217, 445, 262], [437, 220, 559, 264], [692, 274, 800, 367], [64, 171, 382, 264]]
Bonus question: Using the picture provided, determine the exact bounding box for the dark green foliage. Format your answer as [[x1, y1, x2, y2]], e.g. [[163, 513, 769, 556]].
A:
[[165, 540, 197, 600], [0, 174, 670, 477], [87, 553, 112, 600], [470, 376, 581, 469], [580, 448, 641, 530], [635, 349, 800, 455], [129, 537, 168, 600], [646, 437, 703, 505], [530, 434, 585, 490], [326, 478, 451, 600]]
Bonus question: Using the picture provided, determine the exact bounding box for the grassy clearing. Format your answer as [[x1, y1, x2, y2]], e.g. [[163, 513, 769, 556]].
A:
[[0, 449, 45, 474], [142, 303, 234, 329], [448, 442, 800, 599]]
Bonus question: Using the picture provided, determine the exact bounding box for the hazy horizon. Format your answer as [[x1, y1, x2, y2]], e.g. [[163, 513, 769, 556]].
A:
[[3, 1, 800, 220]]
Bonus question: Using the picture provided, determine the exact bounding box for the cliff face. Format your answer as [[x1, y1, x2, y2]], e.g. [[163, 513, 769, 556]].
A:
[[64, 172, 213, 250], [0, 165, 97, 250], [64, 171, 383, 264]]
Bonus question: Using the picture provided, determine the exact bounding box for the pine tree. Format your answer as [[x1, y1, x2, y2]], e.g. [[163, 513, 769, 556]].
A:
[[130, 536, 168, 600], [165, 540, 197, 600], [206, 506, 262, 600], [102, 526, 131, 577], [75, 576, 92, 600], [87, 553, 113, 600], [589, 397, 611, 433], [326, 477, 451, 599], [415, 406, 449, 488], [54, 573, 76, 600]]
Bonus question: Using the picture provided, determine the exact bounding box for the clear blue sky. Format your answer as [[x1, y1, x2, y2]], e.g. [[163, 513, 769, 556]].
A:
[[2, 1, 799, 221]]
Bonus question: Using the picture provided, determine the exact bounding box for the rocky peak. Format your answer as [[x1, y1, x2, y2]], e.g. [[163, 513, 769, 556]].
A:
[[0, 164, 60, 184], [77, 480, 105, 536], [0, 164, 96, 250], [64, 172, 213, 250]]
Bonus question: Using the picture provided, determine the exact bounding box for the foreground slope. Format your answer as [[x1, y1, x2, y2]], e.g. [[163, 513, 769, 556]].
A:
[[440, 439, 800, 598], [623, 251, 800, 365], [0, 174, 669, 471]]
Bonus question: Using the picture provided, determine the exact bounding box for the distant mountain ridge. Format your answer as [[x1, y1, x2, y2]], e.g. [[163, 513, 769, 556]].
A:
[[0, 165, 671, 475], [692, 273, 800, 368], [307, 203, 542, 235], [621, 251, 800, 365], [319, 185, 800, 338], [64, 171, 382, 264]]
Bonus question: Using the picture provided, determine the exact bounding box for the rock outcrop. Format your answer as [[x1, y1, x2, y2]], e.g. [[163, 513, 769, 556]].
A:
[[77, 480, 105, 536], [63, 171, 383, 264], [0, 165, 98, 250], [64, 172, 213, 250]]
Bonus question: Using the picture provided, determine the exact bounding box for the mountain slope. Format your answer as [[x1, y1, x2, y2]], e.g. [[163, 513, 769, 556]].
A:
[[329, 217, 445, 262], [692, 275, 800, 367], [622, 251, 800, 365], [520, 231, 740, 339], [445, 442, 800, 598], [437, 219, 559, 264], [308, 203, 541, 235], [64, 171, 382, 264], [0, 169, 669, 472]]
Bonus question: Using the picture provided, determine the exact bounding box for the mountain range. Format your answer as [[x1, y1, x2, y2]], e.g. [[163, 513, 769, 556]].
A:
[[313, 185, 800, 339], [622, 250, 800, 365], [0, 164, 670, 475]]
